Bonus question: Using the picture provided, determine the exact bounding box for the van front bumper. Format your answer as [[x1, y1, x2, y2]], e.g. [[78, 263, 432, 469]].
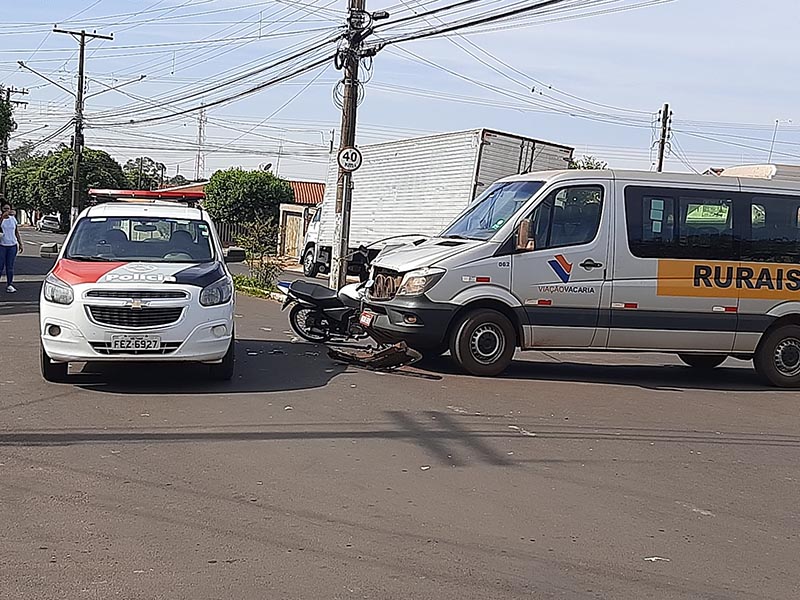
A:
[[364, 296, 456, 350]]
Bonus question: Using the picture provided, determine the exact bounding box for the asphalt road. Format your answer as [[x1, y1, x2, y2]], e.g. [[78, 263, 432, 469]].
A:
[[2, 233, 799, 599]]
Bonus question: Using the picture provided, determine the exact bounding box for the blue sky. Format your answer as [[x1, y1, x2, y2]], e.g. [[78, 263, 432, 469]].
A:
[[2, 0, 799, 182]]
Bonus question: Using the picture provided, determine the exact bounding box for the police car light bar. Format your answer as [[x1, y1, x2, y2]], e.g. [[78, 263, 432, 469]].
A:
[[88, 189, 205, 206]]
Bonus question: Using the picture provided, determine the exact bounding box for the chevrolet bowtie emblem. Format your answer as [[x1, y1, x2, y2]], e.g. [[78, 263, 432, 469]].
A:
[[130, 299, 144, 310]]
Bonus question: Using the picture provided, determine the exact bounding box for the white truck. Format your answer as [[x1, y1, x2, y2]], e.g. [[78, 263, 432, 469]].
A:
[[300, 128, 574, 278]]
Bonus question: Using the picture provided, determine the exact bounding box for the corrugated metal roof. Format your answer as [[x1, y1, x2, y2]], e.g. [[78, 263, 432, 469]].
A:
[[160, 179, 325, 205]]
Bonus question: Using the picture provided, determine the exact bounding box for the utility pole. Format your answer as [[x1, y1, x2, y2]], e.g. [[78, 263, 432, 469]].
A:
[[330, 0, 374, 290], [195, 108, 207, 180], [137, 157, 144, 189], [54, 29, 113, 224], [0, 87, 28, 198], [656, 102, 671, 173]]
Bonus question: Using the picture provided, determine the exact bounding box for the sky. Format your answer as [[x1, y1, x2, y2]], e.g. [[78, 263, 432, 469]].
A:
[[2, 0, 799, 184]]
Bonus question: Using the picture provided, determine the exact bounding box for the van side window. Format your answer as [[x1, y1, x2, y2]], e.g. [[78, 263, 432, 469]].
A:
[[625, 186, 735, 260], [743, 195, 800, 264], [524, 185, 603, 250]]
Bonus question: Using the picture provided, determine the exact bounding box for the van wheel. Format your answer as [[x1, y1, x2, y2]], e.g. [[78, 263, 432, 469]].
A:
[[678, 354, 726, 369], [450, 309, 515, 377], [41, 345, 68, 383], [209, 338, 235, 381], [754, 325, 800, 387], [302, 248, 319, 278]]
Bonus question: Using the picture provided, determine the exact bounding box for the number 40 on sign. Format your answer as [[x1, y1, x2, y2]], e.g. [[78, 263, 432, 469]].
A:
[[337, 147, 362, 172]]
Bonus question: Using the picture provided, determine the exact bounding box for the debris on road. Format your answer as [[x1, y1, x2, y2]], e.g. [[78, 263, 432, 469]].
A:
[[508, 425, 537, 437], [284, 405, 293, 411], [643, 556, 671, 562], [327, 342, 421, 371], [420, 465, 431, 471]]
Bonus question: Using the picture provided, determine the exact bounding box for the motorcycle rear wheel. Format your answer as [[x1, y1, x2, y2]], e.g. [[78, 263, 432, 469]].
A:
[[289, 304, 331, 343]]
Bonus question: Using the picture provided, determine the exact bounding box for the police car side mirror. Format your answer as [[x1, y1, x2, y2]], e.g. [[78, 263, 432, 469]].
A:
[[224, 247, 246, 263], [516, 219, 533, 252], [40, 243, 59, 258]]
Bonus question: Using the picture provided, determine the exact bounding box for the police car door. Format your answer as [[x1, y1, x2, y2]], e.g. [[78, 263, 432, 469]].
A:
[[608, 182, 740, 352], [511, 181, 611, 348]]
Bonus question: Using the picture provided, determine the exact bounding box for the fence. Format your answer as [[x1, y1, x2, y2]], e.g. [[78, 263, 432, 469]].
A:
[[213, 220, 248, 247]]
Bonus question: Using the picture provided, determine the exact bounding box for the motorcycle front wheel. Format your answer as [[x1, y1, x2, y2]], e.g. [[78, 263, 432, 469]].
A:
[[289, 304, 331, 343]]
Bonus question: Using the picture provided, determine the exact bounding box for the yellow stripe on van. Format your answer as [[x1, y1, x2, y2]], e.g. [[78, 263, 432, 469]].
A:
[[657, 260, 800, 300]]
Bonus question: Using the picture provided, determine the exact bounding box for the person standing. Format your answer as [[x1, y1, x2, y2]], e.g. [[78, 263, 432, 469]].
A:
[[0, 203, 24, 293]]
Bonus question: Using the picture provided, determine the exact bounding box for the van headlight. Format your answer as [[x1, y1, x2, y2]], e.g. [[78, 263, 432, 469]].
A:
[[200, 278, 233, 306], [397, 267, 445, 297], [43, 274, 74, 305]]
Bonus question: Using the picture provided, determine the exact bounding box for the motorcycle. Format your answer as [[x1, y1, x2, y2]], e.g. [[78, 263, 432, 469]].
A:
[[280, 279, 370, 343]]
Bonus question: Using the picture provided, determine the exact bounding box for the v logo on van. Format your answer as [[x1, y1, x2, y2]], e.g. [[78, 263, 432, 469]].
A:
[[548, 254, 573, 283]]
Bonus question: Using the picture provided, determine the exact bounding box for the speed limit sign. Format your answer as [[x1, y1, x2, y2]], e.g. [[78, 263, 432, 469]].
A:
[[337, 147, 363, 172]]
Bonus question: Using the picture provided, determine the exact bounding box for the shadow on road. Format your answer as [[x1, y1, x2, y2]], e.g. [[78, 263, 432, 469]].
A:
[[0, 256, 53, 316], [413, 354, 771, 392], [72, 339, 346, 394]]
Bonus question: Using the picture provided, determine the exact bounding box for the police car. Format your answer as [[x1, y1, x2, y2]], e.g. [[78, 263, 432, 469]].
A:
[[39, 190, 241, 383]]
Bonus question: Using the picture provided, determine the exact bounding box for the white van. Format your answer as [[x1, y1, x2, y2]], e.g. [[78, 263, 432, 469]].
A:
[[361, 170, 800, 387], [39, 194, 241, 383]]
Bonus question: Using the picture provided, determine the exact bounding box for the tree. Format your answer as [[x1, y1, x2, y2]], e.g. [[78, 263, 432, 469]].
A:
[[0, 88, 13, 145], [568, 155, 608, 170], [9, 141, 38, 166], [123, 156, 166, 190], [203, 167, 293, 224], [167, 173, 189, 187], [34, 147, 128, 223], [4, 154, 45, 213]]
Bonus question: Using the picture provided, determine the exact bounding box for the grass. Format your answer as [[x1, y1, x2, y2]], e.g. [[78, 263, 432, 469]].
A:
[[233, 274, 278, 299]]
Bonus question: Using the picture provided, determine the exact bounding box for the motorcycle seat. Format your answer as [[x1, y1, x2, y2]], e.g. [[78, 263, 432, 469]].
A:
[[290, 280, 341, 308]]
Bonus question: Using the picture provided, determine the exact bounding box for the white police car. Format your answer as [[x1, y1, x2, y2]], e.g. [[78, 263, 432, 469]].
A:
[[39, 191, 241, 382]]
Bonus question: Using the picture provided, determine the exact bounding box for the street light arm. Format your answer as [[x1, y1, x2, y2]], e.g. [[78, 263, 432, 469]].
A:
[[84, 74, 146, 100], [17, 61, 76, 97]]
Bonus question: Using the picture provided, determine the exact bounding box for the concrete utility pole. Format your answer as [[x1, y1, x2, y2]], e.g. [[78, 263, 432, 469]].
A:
[[54, 29, 113, 224], [0, 87, 28, 198], [195, 108, 207, 181], [137, 157, 144, 189], [656, 102, 671, 173]]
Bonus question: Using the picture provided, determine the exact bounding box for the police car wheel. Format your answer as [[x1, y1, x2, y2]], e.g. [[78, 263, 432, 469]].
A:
[[303, 249, 319, 278], [450, 309, 515, 377], [209, 338, 235, 381], [755, 325, 800, 388], [40, 344, 68, 383], [678, 354, 726, 369]]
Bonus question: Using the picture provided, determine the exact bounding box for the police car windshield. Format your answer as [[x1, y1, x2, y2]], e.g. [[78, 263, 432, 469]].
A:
[[64, 217, 215, 263], [442, 180, 545, 240]]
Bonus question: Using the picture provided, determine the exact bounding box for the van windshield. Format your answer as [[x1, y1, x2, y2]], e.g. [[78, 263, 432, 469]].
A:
[[442, 180, 545, 240], [64, 216, 215, 263]]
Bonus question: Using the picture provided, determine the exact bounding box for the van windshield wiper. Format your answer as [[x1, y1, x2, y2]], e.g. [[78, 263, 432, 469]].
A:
[[66, 255, 119, 262]]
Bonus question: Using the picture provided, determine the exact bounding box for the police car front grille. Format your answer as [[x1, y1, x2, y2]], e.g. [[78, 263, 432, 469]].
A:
[[90, 342, 182, 355], [86, 290, 188, 299], [88, 306, 184, 328], [369, 269, 404, 301]]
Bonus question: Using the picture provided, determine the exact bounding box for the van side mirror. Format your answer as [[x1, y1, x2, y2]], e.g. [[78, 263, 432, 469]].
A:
[[516, 219, 533, 252]]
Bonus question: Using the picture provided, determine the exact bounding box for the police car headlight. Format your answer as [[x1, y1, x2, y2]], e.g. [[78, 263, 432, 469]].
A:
[[43, 274, 74, 305], [397, 267, 445, 297], [200, 278, 233, 307]]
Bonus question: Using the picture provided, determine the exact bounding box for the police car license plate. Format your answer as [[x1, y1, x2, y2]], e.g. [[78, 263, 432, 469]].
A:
[[359, 311, 375, 327], [111, 335, 161, 351]]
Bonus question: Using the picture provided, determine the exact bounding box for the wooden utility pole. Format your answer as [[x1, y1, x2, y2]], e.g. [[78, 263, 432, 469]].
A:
[[54, 29, 113, 224], [329, 0, 368, 290], [0, 87, 28, 198], [656, 102, 671, 173]]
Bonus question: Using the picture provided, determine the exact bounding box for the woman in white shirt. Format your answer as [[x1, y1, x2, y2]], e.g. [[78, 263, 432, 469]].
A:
[[0, 203, 24, 293]]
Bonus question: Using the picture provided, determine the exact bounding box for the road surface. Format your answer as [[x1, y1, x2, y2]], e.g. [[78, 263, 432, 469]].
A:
[[1, 232, 798, 599]]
